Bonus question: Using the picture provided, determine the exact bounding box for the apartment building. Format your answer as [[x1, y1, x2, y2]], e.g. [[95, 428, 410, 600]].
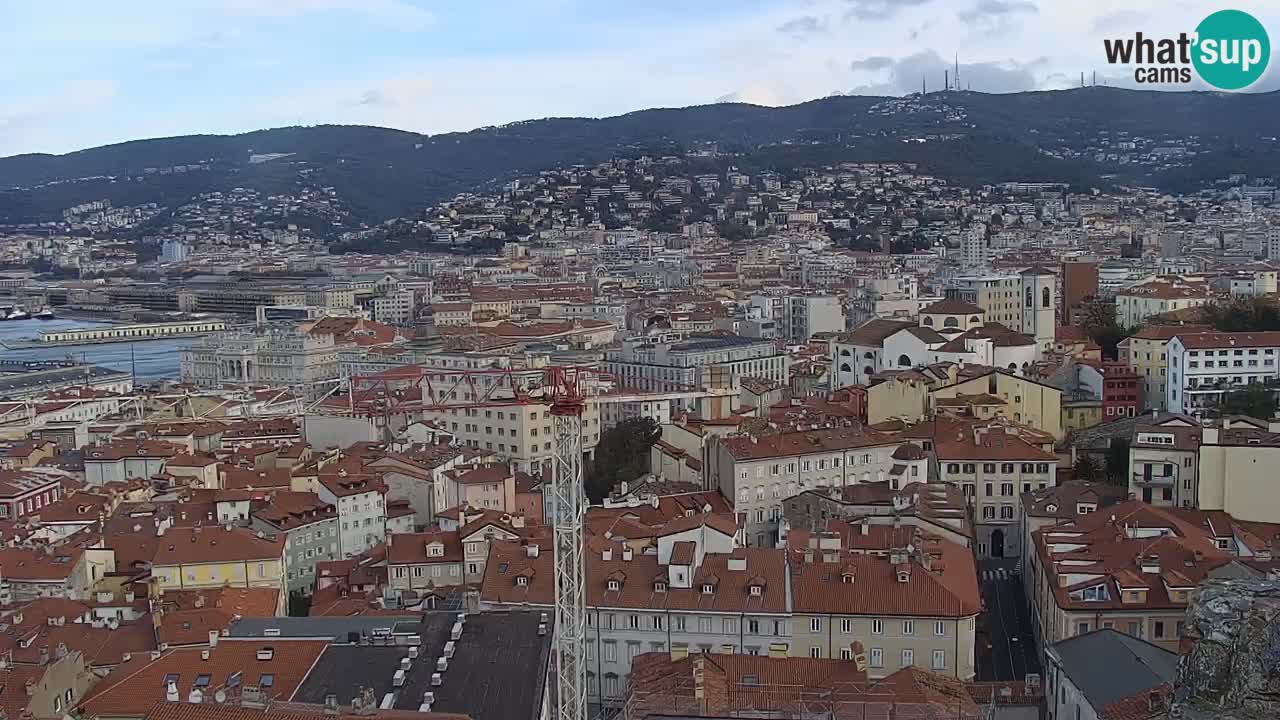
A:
[[370, 289, 415, 326], [386, 530, 465, 590], [947, 267, 1056, 351], [1118, 325, 1210, 412], [1115, 281, 1211, 329], [1165, 330, 1280, 418], [787, 528, 980, 680], [481, 521, 787, 707], [0, 469, 63, 520], [709, 426, 907, 547], [1017, 481, 1128, 604], [1197, 424, 1280, 524], [928, 418, 1058, 559], [1127, 416, 1202, 508], [781, 480, 970, 549], [0, 545, 114, 602], [931, 369, 1064, 440], [748, 294, 845, 342], [249, 491, 339, 596], [434, 462, 517, 513], [605, 335, 789, 394], [315, 471, 387, 558], [1024, 501, 1274, 654], [422, 398, 602, 475], [149, 526, 287, 609]]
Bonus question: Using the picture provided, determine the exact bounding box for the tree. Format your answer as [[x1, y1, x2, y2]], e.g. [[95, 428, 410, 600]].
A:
[[584, 417, 662, 503], [1200, 296, 1280, 333], [1073, 455, 1099, 483], [1079, 298, 1134, 360], [1218, 384, 1279, 420], [1104, 438, 1130, 487]]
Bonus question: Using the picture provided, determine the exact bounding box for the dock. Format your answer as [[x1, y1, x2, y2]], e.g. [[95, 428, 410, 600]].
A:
[[0, 320, 228, 348]]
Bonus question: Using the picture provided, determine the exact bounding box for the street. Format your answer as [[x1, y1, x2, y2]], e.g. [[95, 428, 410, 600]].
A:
[[975, 558, 1042, 682]]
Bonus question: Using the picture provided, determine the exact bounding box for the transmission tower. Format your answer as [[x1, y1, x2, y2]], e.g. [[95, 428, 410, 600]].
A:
[[549, 368, 587, 720]]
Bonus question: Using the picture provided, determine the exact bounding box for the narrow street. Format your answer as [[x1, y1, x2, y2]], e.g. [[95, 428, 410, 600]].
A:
[[975, 558, 1042, 682]]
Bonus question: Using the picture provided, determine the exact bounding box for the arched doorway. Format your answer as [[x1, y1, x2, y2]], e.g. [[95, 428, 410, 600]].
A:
[[990, 528, 1005, 558]]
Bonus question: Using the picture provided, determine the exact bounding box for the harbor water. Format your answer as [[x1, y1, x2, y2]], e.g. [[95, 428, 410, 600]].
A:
[[0, 319, 184, 380]]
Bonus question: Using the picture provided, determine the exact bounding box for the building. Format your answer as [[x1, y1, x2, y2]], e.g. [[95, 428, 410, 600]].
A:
[[0, 649, 98, 720], [149, 526, 288, 611], [787, 528, 980, 679], [371, 289, 415, 326], [181, 329, 341, 393], [929, 419, 1058, 558], [250, 492, 340, 597], [1017, 481, 1128, 603], [830, 319, 915, 388], [434, 462, 517, 513], [605, 335, 789, 394], [947, 268, 1056, 352], [1127, 415, 1201, 508], [709, 427, 907, 547], [386, 530, 465, 590], [930, 369, 1064, 441], [749, 295, 845, 343], [781, 480, 970, 549], [0, 469, 63, 520], [1024, 502, 1275, 654], [1115, 281, 1211, 329], [1044, 629, 1175, 720], [1197, 424, 1280, 524], [84, 440, 182, 485], [1118, 326, 1211, 412], [1061, 261, 1099, 322], [315, 472, 387, 558], [1099, 362, 1143, 419], [1164, 330, 1280, 418]]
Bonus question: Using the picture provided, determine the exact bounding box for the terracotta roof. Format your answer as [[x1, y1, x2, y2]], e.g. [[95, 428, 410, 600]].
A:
[[152, 526, 285, 566], [1173, 330, 1280, 349], [838, 319, 915, 347], [721, 426, 900, 461], [84, 440, 183, 462], [79, 639, 330, 717], [920, 298, 984, 315], [386, 531, 463, 565]]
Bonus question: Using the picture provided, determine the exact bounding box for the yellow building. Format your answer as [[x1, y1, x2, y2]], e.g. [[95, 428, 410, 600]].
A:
[[150, 526, 286, 614], [931, 370, 1063, 440], [1197, 426, 1280, 524], [866, 374, 931, 424]]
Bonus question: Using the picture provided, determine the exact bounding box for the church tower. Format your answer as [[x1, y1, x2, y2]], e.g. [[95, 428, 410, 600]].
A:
[[1019, 266, 1056, 352]]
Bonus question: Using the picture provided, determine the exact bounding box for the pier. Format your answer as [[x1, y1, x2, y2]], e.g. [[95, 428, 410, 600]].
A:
[[29, 320, 227, 346]]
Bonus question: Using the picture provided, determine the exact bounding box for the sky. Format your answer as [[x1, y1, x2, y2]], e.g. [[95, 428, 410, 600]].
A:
[[2, 0, 1279, 157]]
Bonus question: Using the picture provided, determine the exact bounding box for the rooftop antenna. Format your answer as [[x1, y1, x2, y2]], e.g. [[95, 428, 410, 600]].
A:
[[955, 54, 960, 91], [945, 69, 950, 91], [1081, 72, 1085, 88], [1093, 71, 1097, 86]]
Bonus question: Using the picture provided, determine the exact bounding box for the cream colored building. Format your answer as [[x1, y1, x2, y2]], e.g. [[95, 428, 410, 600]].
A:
[[1115, 282, 1211, 329], [865, 375, 930, 424], [1118, 326, 1206, 412], [1197, 426, 1280, 524], [423, 397, 602, 475], [1127, 417, 1201, 508], [180, 329, 340, 392], [931, 370, 1063, 440]]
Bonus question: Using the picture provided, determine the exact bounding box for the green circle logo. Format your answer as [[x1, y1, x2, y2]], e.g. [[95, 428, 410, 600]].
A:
[[1192, 10, 1270, 90]]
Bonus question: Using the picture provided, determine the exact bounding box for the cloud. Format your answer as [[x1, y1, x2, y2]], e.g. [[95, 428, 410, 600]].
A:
[[777, 16, 827, 34], [845, 50, 1040, 94], [0, 80, 118, 133], [844, 0, 934, 22], [850, 56, 894, 72], [351, 76, 434, 108], [957, 0, 1038, 24]]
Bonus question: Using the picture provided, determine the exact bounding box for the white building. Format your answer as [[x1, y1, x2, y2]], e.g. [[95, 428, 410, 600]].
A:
[[371, 289, 415, 326], [605, 335, 789, 394], [316, 472, 387, 558], [1165, 331, 1280, 419], [748, 295, 845, 342], [180, 329, 340, 394]]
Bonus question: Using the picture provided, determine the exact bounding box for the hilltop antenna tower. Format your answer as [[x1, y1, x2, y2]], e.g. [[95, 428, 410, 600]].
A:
[[955, 54, 960, 90], [549, 368, 587, 720], [944, 69, 949, 91]]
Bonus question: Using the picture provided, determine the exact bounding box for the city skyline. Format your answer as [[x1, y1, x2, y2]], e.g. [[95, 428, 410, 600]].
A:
[[4, 0, 1280, 158]]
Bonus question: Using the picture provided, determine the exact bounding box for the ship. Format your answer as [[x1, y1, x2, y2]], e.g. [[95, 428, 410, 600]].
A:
[[6, 307, 30, 321], [34, 308, 55, 320]]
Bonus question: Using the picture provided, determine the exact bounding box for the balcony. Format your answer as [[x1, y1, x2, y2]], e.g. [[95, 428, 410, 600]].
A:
[[1132, 471, 1176, 486]]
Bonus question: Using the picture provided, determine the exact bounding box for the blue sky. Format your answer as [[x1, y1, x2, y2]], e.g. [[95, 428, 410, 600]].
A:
[[2, 0, 1278, 157]]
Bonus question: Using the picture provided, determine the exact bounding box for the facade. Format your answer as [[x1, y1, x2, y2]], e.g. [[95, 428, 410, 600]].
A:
[[149, 526, 287, 607], [1118, 326, 1209, 412], [1164, 330, 1280, 418], [421, 399, 602, 475], [180, 329, 341, 392], [1127, 416, 1201, 508], [315, 472, 387, 558], [931, 370, 1064, 441], [1061, 261, 1099, 322], [931, 420, 1058, 558], [250, 492, 340, 596], [830, 319, 916, 389], [948, 268, 1055, 351], [605, 335, 789, 394], [749, 294, 845, 343], [371, 289, 415, 326], [0, 469, 63, 520], [387, 531, 466, 590], [1100, 362, 1143, 419], [1115, 282, 1211, 329], [1197, 425, 1280, 524], [83, 440, 181, 485], [709, 427, 906, 547]]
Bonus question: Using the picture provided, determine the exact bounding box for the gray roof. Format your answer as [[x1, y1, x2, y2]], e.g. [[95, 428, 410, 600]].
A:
[[228, 615, 421, 640], [1050, 629, 1176, 711], [290, 610, 551, 720], [0, 364, 129, 396]]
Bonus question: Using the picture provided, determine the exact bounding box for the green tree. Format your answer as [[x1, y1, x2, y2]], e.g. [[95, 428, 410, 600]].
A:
[[1104, 438, 1131, 487], [1073, 455, 1099, 483], [584, 417, 662, 503], [1218, 384, 1279, 420], [1200, 296, 1280, 332]]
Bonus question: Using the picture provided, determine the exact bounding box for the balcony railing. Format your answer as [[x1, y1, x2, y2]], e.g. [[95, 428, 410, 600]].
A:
[[1133, 471, 1176, 485]]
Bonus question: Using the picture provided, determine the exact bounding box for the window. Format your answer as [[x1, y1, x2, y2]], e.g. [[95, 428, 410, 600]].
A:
[[259, 674, 274, 688], [869, 648, 883, 667], [872, 620, 883, 635], [1154, 621, 1165, 639], [932, 650, 946, 670], [163, 673, 180, 688], [629, 614, 640, 629], [840, 647, 852, 660], [902, 620, 914, 635], [747, 619, 760, 634], [699, 617, 713, 633], [841, 618, 852, 634], [934, 621, 945, 637], [901, 649, 914, 667], [603, 642, 617, 662], [809, 647, 821, 658], [194, 675, 211, 688], [810, 618, 821, 633]]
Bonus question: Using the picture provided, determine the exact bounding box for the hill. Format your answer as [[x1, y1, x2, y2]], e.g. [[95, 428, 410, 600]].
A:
[[2, 87, 1278, 227]]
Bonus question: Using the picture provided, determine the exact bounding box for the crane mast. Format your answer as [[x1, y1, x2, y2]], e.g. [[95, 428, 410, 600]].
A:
[[549, 368, 587, 720]]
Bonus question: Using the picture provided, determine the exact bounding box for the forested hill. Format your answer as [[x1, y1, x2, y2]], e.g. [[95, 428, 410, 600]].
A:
[[2, 87, 1278, 225]]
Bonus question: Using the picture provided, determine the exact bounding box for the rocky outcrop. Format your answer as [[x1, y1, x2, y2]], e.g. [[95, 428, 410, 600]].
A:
[[1170, 577, 1280, 719]]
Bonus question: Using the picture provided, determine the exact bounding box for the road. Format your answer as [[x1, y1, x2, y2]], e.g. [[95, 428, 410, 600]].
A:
[[975, 558, 1042, 682]]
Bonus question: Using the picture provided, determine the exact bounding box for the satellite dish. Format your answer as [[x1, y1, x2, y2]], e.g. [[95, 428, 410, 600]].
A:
[[214, 690, 227, 704]]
